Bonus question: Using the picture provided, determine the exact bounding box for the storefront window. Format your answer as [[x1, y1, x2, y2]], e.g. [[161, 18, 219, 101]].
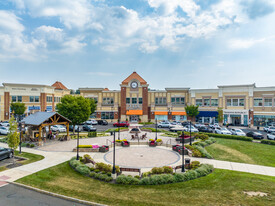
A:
[[101, 112, 114, 119], [211, 99, 218, 107], [196, 99, 202, 106], [203, 99, 210, 106], [254, 98, 263, 106], [264, 98, 272, 107], [254, 115, 275, 126], [172, 115, 186, 121]]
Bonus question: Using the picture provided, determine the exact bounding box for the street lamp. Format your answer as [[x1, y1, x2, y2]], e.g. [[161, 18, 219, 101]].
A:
[[112, 131, 116, 175], [181, 130, 185, 172], [118, 119, 120, 140], [19, 120, 25, 154], [155, 118, 158, 140], [189, 121, 192, 146], [76, 126, 80, 160]]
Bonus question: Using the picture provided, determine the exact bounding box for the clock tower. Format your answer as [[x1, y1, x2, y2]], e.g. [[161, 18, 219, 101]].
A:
[[120, 72, 149, 122]]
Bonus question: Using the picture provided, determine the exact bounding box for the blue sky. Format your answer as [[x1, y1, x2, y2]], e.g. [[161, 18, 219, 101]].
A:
[[0, 0, 275, 90]]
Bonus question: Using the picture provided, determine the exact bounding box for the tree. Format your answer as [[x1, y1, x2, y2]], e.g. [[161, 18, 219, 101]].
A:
[[7, 116, 20, 164], [56, 95, 91, 133], [10, 102, 26, 121], [185, 105, 199, 122], [89, 99, 97, 115], [217, 107, 224, 124]]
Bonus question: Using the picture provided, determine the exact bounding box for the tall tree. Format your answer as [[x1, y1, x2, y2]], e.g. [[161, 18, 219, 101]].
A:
[[10, 102, 26, 121], [56, 95, 91, 133], [7, 116, 20, 164], [185, 105, 199, 122], [89, 99, 97, 115], [217, 107, 224, 124]]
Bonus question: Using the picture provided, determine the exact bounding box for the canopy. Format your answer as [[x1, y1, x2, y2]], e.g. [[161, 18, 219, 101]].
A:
[[126, 110, 143, 115]]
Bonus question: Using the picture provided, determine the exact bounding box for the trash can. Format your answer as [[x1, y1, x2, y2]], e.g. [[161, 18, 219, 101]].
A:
[[110, 131, 113, 135], [185, 158, 191, 169], [257, 126, 259, 130]]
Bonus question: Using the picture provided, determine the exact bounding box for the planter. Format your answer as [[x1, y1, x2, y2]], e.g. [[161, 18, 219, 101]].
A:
[[99, 145, 109, 153], [172, 144, 180, 151], [177, 137, 195, 143], [122, 141, 130, 147], [115, 142, 122, 146], [156, 141, 163, 146], [149, 141, 157, 147], [177, 146, 188, 155]]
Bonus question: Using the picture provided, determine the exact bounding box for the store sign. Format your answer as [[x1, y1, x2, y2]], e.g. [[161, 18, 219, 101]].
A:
[[29, 106, 40, 110], [223, 110, 248, 115]]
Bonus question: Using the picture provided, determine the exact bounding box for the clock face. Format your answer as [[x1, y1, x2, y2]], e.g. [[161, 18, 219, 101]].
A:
[[131, 81, 138, 89]]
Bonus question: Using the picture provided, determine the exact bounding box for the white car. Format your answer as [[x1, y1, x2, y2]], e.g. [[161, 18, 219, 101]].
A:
[[209, 123, 219, 129], [169, 125, 184, 132], [215, 127, 232, 135], [51, 125, 66, 133], [230, 128, 246, 136], [0, 126, 9, 135], [267, 132, 275, 140], [264, 126, 270, 132], [86, 120, 98, 125], [157, 121, 171, 128], [0, 122, 9, 127], [183, 126, 199, 133], [267, 127, 275, 133]]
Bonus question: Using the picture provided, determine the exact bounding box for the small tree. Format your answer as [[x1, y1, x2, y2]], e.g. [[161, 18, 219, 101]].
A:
[[10, 102, 26, 121], [89, 99, 97, 115], [7, 116, 20, 163], [185, 105, 199, 122], [56, 95, 91, 134], [217, 107, 224, 124]]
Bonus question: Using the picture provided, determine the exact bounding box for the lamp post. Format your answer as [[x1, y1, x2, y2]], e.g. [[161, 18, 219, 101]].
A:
[[189, 121, 192, 146], [112, 131, 116, 175], [76, 127, 80, 160], [181, 130, 185, 172], [155, 118, 158, 140], [118, 119, 120, 140], [19, 119, 25, 154]]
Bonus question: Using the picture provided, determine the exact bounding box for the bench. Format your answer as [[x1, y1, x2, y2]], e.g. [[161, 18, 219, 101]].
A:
[[174, 165, 183, 172], [120, 167, 141, 176]]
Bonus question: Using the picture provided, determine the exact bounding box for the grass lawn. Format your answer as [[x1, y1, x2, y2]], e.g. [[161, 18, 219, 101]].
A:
[[206, 138, 275, 167], [17, 162, 275, 206], [0, 151, 44, 172]]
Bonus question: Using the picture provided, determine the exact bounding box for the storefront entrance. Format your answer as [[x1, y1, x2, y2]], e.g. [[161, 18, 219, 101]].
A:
[[130, 115, 139, 122], [231, 116, 241, 126]]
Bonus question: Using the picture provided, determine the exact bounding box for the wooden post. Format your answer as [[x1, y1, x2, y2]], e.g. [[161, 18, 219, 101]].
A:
[[66, 123, 70, 140], [38, 126, 42, 146]]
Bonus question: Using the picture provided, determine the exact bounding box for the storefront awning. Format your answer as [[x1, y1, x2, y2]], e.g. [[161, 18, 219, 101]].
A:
[[155, 111, 168, 115], [126, 110, 143, 115], [197, 111, 218, 117], [171, 112, 186, 116]]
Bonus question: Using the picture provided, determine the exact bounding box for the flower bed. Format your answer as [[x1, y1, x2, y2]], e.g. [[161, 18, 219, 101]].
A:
[[70, 157, 214, 185]]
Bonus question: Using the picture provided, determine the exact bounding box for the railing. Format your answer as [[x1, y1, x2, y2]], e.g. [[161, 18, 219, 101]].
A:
[[106, 139, 113, 148], [165, 138, 172, 147]]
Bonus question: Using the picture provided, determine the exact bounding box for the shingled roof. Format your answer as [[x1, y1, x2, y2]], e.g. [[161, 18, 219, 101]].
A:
[[22, 112, 71, 126], [52, 81, 68, 90], [122, 72, 147, 85]]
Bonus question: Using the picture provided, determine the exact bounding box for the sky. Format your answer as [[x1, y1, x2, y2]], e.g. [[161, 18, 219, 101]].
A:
[[0, 0, 275, 90]]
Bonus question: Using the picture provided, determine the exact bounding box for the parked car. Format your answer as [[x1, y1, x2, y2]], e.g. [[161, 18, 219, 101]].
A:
[[215, 127, 232, 135], [51, 125, 66, 133], [113, 121, 129, 127], [246, 131, 264, 139], [157, 121, 171, 128], [83, 124, 97, 132], [182, 122, 193, 127], [85, 120, 98, 125], [267, 127, 275, 133], [267, 132, 275, 140], [170, 121, 181, 126], [0, 147, 13, 161], [69, 125, 82, 132], [183, 125, 199, 133], [0, 122, 9, 127], [0, 126, 9, 135], [169, 125, 184, 132], [97, 120, 108, 125], [194, 123, 204, 128], [264, 126, 270, 132], [230, 128, 246, 136], [198, 126, 213, 133], [209, 123, 219, 129]]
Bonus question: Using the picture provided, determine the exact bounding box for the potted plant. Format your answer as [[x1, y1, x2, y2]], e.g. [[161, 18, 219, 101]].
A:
[[172, 144, 180, 151], [149, 139, 157, 147], [99, 145, 109, 153], [156, 139, 163, 146], [115, 140, 122, 146], [122, 140, 130, 147], [177, 146, 188, 155]]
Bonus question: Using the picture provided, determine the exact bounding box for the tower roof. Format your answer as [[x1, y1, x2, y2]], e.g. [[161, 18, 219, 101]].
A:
[[122, 72, 147, 85], [52, 81, 68, 90]]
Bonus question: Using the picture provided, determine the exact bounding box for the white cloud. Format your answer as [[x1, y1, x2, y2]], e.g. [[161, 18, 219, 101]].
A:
[[228, 38, 266, 49]]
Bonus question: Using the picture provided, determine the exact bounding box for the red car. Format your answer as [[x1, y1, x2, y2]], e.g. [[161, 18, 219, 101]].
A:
[[113, 121, 129, 127]]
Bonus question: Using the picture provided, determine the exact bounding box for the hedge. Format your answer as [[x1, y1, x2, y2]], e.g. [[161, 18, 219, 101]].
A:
[[202, 133, 253, 142], [261, 139, 275, 145], [77, 145, 93, 148], [142, 127, 167, 133]]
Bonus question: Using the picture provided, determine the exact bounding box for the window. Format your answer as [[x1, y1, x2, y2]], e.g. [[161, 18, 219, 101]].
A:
[[132, 98, 137, 104], [227, 99, 231, 106], [139, 98, 143, 104], [12, 96, 16, 102], [171, 97, 185, 105], [86, 97, 98, 103], [54, 97, 61, 103], [232, 99, 238, 106], [35, 96, 39, 102], [264, 98, 272, 107], [254, 98, 263, 106], [239, 99, 245, 106], [227, 98, 245, 106], [101, 112, 114, 119], [155, 97, 167, 105], [203, 99, 210, 106], [102, 97, 114, 105], [126, 98, 130, 104], [46, 96, 52, 102], [211, 99, 218, 107], [196, 99, 202, 106], [30, 96, 34, 102]]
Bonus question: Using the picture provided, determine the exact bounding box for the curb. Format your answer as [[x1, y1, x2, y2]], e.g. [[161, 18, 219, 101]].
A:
[[9, 181, 107, 206]]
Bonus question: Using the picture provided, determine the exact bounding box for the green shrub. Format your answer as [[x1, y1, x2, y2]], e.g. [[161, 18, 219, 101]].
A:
[[142, 172, 151, 177], [105, 127, 128, 132], [163, 166, 173, 174], [261, 139, 275, 145], [202, 133, 253, 141], [30, 144, 35, 148], [70, 160, 82, 168], [160, 174, 175, 184], [142, 127, 167, 133], [116, 175, 140, 185], [95, 162, 112, 173], [89, 172, 96, 178], [183, 170, 198, 181], [75, 165, 90, 176], [134, 175, 140, 179], [107, 172, 112, 177], [190, 161, 201, 170], [89, 167, 95, 171], [151, 167, 164, 174], [194, 133, 209, 141], [195, 164, 214, 177], [78, 145, 93, 148], [94, 169, 100, 173], [139, 177, 151, 185], [156, 139, 163, 142], [194, 145, 213, 159], [88, 131, 97, 137]]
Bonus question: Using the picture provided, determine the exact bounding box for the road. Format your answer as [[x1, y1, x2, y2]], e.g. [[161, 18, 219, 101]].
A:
[[0, 184, 88, 206]]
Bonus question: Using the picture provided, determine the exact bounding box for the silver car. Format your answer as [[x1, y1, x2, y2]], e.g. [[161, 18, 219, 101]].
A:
[[267, 132, 275, 140]]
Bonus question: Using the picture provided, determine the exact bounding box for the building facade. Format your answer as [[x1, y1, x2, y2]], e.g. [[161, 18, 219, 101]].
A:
[[80, 72, 275, 127], [0, 81, 70, 121]]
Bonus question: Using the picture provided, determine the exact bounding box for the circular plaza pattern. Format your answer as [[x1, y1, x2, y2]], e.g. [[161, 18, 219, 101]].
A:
[[104, 146, 180, 168]]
